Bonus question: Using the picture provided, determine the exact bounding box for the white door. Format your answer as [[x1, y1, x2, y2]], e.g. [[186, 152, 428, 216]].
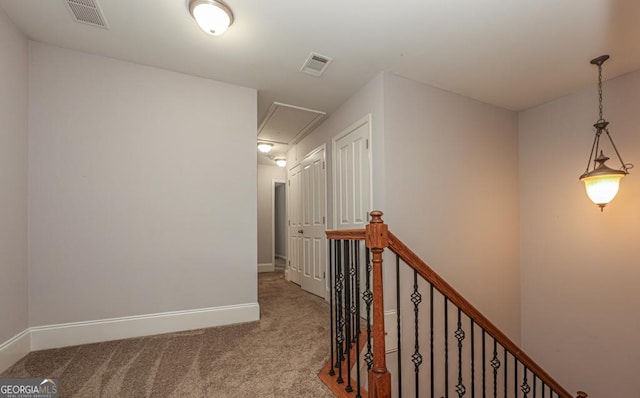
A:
[[334, 116, 371, 229], [287, 164, 302, 285], [334, 116, 372, 315], [300, 148, 326, 298]]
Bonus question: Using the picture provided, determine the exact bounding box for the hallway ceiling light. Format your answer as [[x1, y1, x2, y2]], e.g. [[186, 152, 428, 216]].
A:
[[188, 0, 234, 36], [257, 142, 273, 153], [275, 158, 287, 168], [579, 54, 633, 211]]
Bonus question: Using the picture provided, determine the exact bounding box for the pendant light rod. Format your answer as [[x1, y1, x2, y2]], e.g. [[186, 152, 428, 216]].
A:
[[590, 55, 609, 122], [584, 54, 631, 174]]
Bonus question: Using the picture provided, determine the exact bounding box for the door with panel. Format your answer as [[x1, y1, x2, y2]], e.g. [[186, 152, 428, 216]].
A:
[[334, 117, 371, 230], [333, 116, 372, 314], [299, 147, 326, 298], [287, 164, 302, 285]]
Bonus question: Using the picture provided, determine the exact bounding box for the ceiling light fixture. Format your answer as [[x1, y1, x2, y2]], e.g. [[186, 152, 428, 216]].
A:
[[275, 158, 287, 168], [579, 54, 633, 211], [188, 0, 234, 36], [257, 142, 273, 153]]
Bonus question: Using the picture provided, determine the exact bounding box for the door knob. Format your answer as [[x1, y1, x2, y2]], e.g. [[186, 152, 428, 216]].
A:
[[298, 229, 303, 234]]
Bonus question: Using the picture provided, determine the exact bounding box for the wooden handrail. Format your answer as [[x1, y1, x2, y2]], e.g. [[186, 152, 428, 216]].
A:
[[325, 229, 366, 240], [387, 232, 575, 398], [323, 211, 582, 398]]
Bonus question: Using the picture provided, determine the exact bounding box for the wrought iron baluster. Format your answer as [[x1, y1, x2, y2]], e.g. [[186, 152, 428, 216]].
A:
[[471, 319, 475, 398], [329, 240, 335, 376], [521, 366, 530, 398], [355, 241, 362, 398], [533, 374, 537, 398], [363, 248, 373, 370], [411, 269, 423, 397], [396, 254, 402, 398], [482, 330, 486, 398], [335, 240, 344, 384], [455, 308, 466, 397], [514, 358, 517, 397], [490, 340, 499, 398], [445, 297, 449, 398], [344, 240, 353, 393], [351, 241, 357, 344], [542, 382, 545, 398], [503, 348, 507, 398], [430, 284, 434, 398]]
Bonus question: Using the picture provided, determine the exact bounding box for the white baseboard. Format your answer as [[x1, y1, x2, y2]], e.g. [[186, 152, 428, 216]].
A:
[[275, 254, 287, 260], [30, 303, 260, 351], [257, 263, 275, 273], [0, 329, 31, 374], [0, 303, 260, 372]]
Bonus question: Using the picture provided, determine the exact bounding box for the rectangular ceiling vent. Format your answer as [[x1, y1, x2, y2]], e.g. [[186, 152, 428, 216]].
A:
[[300, 52, 333, 76], [65, 0, 108, 29]]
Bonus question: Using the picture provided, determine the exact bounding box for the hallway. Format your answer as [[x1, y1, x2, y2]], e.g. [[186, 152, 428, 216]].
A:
[[1, 271, 333, 397]]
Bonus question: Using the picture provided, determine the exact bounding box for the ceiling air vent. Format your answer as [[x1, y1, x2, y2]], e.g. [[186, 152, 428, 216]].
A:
[[65, 0, 108, 29], [300, 52, 333, 77]]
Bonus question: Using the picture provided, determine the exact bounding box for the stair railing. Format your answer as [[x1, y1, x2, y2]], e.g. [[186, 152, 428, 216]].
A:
[[321, 211, 587, 398]]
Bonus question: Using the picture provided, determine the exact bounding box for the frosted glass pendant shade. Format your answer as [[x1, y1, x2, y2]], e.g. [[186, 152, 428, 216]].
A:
[[582, 173, 624, 207], [580, 151, 626, 210]]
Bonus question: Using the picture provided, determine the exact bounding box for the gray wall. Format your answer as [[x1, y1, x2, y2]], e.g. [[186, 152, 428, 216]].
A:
[[519, 69, 640, 397], [28, 43, 257, 326], [383, 73, 521, 342], [0, 7, 28, 344], [296, 71, 521, 396], [293, 72, 521, 343], [257, 164, 286, 265]]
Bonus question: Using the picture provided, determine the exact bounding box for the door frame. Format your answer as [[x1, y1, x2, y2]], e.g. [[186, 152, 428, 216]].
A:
[[272, 178, 286, 275], [286, 143, 328, 300], [286, 163, 301, 284], [331, 114, 373, 229]]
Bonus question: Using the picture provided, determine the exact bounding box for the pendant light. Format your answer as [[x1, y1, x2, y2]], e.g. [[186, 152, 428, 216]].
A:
[[579, 55, 633, 211]]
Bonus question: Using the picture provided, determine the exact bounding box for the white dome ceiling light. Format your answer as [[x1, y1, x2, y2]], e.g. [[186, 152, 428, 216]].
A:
[[257, 142, 273, 153], [188, 0, 234, 36]]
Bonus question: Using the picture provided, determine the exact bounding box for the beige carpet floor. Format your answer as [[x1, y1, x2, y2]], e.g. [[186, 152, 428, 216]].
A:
[[1, 271, 334, 397]]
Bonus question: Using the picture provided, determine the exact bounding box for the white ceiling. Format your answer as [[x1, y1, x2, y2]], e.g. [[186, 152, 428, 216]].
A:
[[3, 0, 640, 160]]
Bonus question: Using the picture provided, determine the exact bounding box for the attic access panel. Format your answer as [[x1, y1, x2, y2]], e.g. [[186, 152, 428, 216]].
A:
[[257, 102, 326, 145]]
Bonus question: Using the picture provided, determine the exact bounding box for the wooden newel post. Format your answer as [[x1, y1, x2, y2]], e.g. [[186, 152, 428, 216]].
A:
[[366, 211, 392, 398]]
